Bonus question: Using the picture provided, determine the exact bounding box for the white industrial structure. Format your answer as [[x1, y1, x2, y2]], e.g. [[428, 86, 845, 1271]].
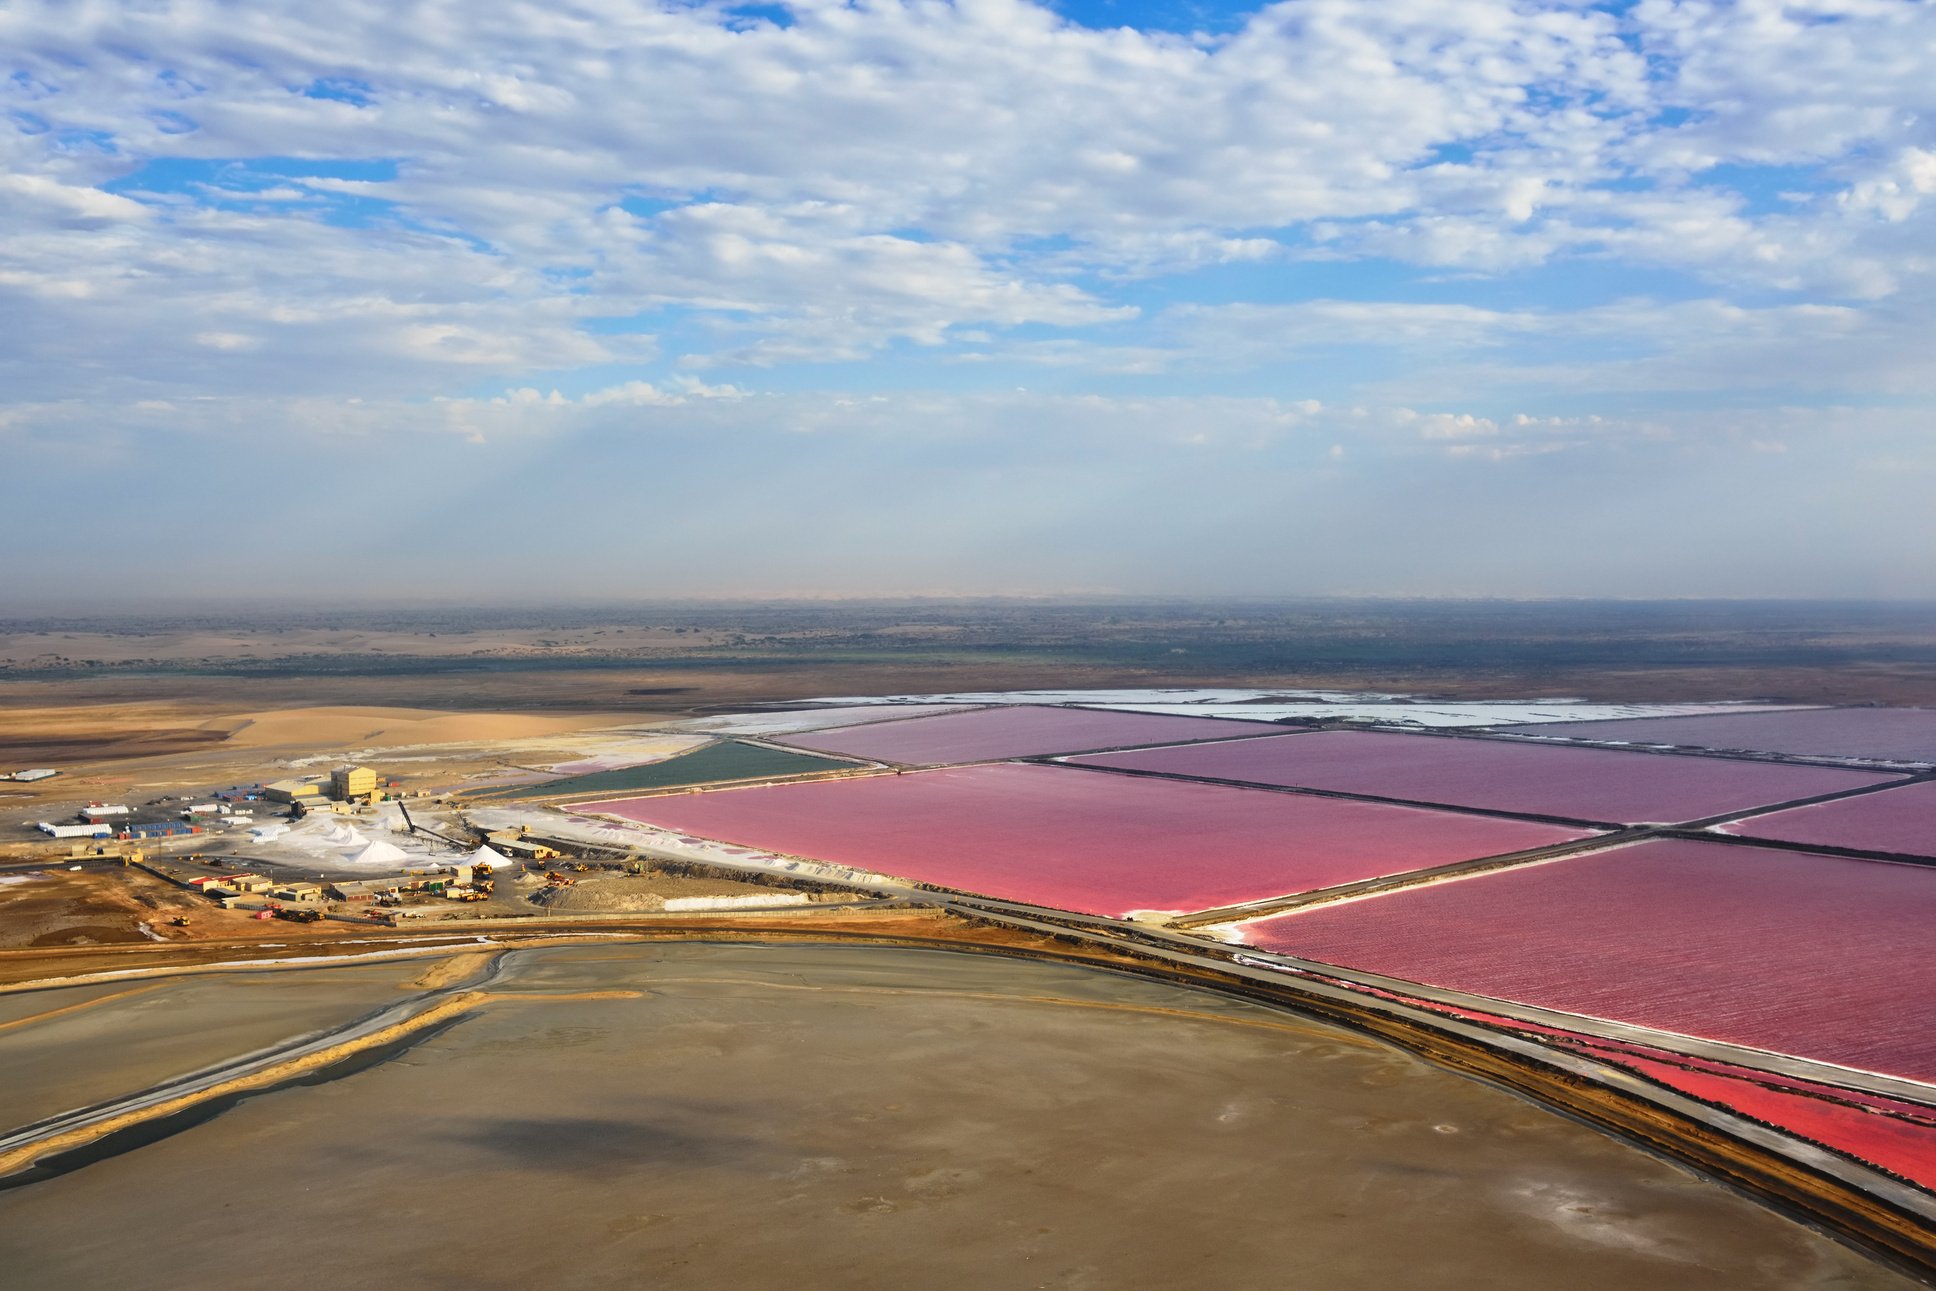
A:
[[37, 821, 113, 839]]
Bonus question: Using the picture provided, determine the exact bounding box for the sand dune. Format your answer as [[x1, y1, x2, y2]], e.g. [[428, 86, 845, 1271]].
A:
[[213, 707, 636, 750], [1, 703, 233, 736]]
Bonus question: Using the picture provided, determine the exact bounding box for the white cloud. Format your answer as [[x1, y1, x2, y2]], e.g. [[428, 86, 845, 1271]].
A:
[[0, 381, 1891, 466], [193, 330, 257, 351], [1, 0, 1934, 579], [0, 172, 149, 224], [0, 0, 1658, 300]]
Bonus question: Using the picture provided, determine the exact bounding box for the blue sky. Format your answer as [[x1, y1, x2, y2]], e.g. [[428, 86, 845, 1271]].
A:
[[4, 0, 1935, 600]]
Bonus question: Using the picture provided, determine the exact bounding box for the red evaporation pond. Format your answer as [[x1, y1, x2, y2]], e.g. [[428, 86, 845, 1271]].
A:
[[1239, 838, 1936, 1083], [1324, 977, 1936, 1186], [1593, 1050, 1936, 1188], [573, 763, 1590, 918], [773, 704, 1280, 765], [1493, 707, 1936, 763], [1070, 730, 1900, 825], [1722, 779, 1936, 858]]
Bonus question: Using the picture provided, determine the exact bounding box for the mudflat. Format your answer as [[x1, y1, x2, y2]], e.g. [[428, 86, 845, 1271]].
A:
[[0, 961, 428, 1127], [0, 942, 1911, 1289]]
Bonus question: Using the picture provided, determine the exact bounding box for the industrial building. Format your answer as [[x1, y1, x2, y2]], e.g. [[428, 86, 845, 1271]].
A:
[[328, 878, 401, 901], [331, 765, 378, 800], [9, 769, 58, 782], [123, 821, 199, 840], [80, 804, 131, 821], [263, 779, 324, 804], [37, 821, 113, 839]]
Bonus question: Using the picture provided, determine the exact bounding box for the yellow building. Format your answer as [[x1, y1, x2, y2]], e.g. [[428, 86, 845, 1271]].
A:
[[264, 779, 323, 804], [331, 765, 378, 800]]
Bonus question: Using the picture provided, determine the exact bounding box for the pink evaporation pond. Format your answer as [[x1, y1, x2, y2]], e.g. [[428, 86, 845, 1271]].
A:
[[774, 704, 1282, 765], [1722, 779, 1936, 857], [1070, 730, 1901, 824], [1332, 984, 1936, 1186], [1592, 1050, 1936, 1188], [1238, 838, 1936, 1083], [574, 763, 1590, 918], [1494, 707, 1936, 763]]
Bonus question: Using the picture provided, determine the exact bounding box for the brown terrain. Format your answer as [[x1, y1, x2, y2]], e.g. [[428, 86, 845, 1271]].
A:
[[0, 868, 215, 950], [5, 940, 1916, 1291], [0, 914, 1929, 1285], [8, 600, 1936, 722], [2, 604, 1934, 1283]]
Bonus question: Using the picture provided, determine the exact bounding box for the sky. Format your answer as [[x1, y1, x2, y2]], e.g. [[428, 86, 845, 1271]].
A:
[[4, 0, 1935, 602]]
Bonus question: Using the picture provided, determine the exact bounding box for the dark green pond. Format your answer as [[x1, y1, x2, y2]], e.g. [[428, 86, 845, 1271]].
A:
[[471, 738, 856, 801]]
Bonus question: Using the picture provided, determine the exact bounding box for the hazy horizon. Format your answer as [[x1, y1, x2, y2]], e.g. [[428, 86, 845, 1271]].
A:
[[8, 592, 1936, 620]]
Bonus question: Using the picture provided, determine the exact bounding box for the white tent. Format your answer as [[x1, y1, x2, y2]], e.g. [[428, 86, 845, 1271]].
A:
[[467, 844, 514, 871], [345, 839, 409, 868]]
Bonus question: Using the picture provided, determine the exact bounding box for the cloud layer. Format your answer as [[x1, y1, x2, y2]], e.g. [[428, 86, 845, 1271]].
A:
[[4, 0, 1934, 596]]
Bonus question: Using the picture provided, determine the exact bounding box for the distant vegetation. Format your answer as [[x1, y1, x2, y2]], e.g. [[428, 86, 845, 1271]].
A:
[[8, 599, 1936, 707]]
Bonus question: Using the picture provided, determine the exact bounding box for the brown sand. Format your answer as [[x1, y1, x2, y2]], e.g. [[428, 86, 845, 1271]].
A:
[[212, 706, 638, 750], [0, 702, 657, 830], [0, 869, 217, 950]]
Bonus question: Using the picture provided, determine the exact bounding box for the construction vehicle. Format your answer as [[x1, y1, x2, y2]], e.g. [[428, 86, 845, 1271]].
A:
[[169, 916, 190, 927], [273, 906, 323, 923], [544, 871, 576, 887]]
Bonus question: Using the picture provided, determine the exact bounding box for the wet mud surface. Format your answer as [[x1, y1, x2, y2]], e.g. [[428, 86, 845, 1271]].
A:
[[0, 943, 1917, 1289], [0, 962, 428, 1128]]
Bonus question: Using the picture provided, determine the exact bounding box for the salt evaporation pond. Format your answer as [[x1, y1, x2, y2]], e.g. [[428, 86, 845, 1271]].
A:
[[1072, 731, 1902, 824], [773, 704, 1280, 765], [1721, 778, 1936, 857], [1494, 707, 1936, 764], [472, 739, 853, 801], [674, 702, 979, 737], [575, 763, 1589, 917], [1237, 838, 1936, 1083], [805, 688, 1801, 729], [1573, 1043, 1936, 1188]]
